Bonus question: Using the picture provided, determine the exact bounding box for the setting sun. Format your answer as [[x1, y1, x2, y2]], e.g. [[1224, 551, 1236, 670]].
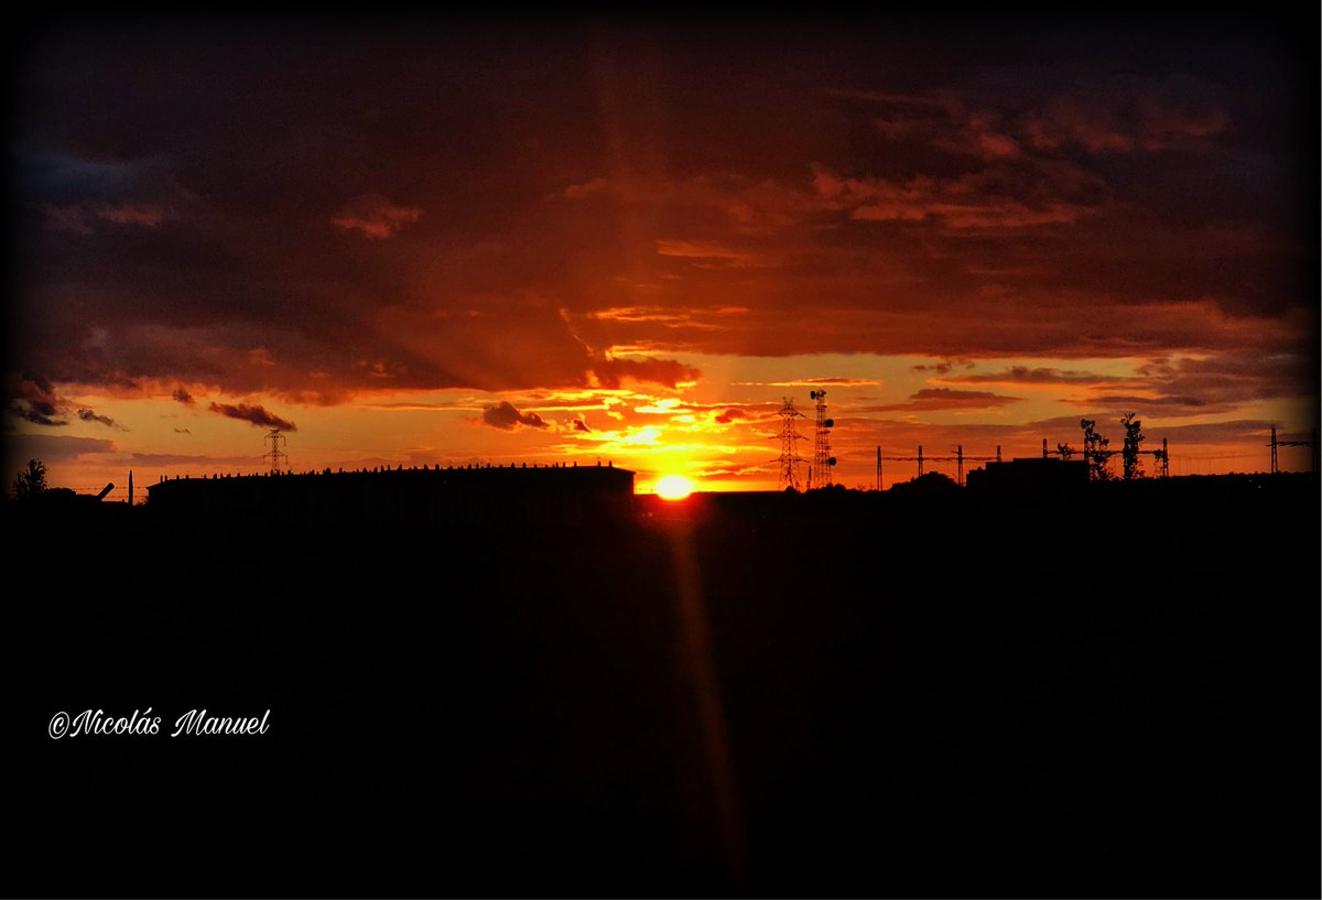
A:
[[654, 474, 695, 501]]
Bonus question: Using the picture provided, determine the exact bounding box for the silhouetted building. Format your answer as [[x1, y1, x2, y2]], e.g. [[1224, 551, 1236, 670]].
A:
[[145, 463, 635, 527], [966, 457, 1088, 493]]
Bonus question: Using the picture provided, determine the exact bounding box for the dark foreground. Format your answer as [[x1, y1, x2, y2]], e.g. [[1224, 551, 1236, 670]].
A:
[[9, 474, 1320, 897]]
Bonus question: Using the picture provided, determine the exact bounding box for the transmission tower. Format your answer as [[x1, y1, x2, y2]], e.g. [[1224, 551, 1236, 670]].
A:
[[808, 389, 836, 489], [1269, 424, 1319, 474], [262, 428, 289, 474], [777, 397, 807, 491]]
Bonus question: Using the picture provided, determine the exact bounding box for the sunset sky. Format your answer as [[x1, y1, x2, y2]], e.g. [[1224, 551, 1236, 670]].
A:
[[6, 14, 1317, 495]]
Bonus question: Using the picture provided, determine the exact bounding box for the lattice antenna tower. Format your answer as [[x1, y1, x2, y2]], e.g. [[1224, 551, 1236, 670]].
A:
[[808, 389, 836, 489], [777, 397, 806, 491], [263, 428, 289, 474]]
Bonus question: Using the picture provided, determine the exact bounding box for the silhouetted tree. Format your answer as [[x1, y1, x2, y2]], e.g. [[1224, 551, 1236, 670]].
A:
[[1080, 419, 1112, 481], [890, 471, 959, 497], [12, 458, 47, 500], [1056, 442, 1075, 460], [1120, 412, 1145, 480]]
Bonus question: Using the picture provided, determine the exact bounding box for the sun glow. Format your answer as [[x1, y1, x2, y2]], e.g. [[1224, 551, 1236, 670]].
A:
[[654, 474, 695, 500]]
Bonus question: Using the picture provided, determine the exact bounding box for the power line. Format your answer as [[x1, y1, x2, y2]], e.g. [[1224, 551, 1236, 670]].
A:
[[875, 444, 1001, 488]]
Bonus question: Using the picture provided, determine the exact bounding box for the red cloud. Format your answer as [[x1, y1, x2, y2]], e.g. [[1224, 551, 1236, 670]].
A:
[[8, 31, 1311, 432], [1024, 75, 1229, 154], [96, 203, 168, 227], [592, 357, 701, 390], [813, 163, 1100, 230], [655, 239, 771, 268], [331, 194, 422, 239]]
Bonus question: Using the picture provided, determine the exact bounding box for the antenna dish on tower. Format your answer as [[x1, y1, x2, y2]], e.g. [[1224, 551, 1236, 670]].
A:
[[810, 390, 835, 488]]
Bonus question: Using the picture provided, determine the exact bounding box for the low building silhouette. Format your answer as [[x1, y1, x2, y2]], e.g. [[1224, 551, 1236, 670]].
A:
[[966, 457, 1089, 493]]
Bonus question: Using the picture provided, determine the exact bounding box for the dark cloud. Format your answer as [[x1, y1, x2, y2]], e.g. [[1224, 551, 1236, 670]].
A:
[[735, 377, 879, 388], [1136, 352, 1313, 404], [1082, 394, 1219, 417], [207, 402, 297, 431], [572, 417, 592, 432], [714, 408, 747, 424], [864, 388, 1022, 412], [7, 373, 67, 425], [3, 434, 115, 480], [811, 159, 1103, 230], [1027, 350, 1317, 417], [172, 388, 195, 405], [76, 408, 127, 430], [948, 366, 1126, 385], [1023, 74, 1229, 154], [6, 18, 1314, 415], [9, 402, 64, 426], [96, 203, 169, 227], [481, 401, 548, 430], [128, 452, 257, 466], [21, 148, 186, 241]]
